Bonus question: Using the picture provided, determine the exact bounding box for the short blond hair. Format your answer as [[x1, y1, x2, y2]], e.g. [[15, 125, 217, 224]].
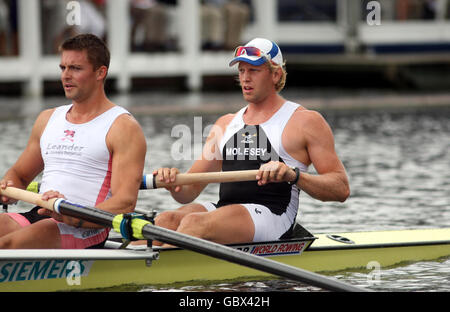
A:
[[267, 60, 287, 92], [235, 60, 287, 93]]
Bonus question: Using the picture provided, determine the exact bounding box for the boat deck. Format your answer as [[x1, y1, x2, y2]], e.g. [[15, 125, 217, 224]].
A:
[[310, 228, 450, 249], [0, 227, 449, 291]]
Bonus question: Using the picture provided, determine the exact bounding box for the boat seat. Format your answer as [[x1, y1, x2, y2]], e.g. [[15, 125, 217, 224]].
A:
[[280, 222, 314, 240]]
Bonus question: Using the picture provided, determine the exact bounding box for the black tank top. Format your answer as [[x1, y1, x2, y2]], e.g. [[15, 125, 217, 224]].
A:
[[216, 102, 307, 216]]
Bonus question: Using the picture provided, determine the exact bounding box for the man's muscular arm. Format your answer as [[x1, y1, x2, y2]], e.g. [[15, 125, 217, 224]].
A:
[[296, 110, 350, 202]]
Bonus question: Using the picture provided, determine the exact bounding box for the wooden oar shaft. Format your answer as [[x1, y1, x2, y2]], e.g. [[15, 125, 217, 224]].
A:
[[0, 186, 56, 211], [23, 171, 259, 192], [0, 186, 369, 292], [142, 170, 259, 189]]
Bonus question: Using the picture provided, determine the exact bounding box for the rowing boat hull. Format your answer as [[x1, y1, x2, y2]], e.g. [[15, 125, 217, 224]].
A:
[[1, 228, 449, 291]]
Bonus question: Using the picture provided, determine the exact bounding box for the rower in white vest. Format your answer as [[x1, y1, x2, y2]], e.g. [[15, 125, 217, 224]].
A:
[[0, 34, 146, 249]]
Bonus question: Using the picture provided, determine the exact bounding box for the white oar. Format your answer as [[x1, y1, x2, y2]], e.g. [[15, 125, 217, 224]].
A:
[[141, 170, 260, 189], [0, 186, 369, 292]]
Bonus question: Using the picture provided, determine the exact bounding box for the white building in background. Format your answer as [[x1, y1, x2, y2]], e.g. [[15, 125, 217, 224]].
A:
[[0, 0, 449, 96]]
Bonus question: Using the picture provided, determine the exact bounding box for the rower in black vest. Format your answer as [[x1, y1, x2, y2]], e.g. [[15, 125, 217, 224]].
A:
[[217, 102, 307, 219], [144, 38, 350, 246]]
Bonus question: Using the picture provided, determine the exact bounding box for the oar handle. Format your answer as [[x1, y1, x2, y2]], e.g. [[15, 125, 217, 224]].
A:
[[0, 186, 57, 211], [141, 170, 259, 189]]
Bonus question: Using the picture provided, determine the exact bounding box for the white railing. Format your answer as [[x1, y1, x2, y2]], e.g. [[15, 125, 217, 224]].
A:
[[0, 0, 449, 96]]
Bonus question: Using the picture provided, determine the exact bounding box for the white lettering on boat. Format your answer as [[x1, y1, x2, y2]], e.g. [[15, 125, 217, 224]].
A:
[[0, 260, 93, 283], [234, 242, 307, 257]]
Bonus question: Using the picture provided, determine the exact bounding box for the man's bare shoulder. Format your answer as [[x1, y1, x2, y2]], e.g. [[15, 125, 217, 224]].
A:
[[288, 107, 335, 144], [109, 113, 145, 142], [291, 107, 328, 127], [33, 108, 56, 132], [215, 113, 236, 127], [107, 112, 146, 152], [114, 112, 142, 128], [37, 108, 56, 120]]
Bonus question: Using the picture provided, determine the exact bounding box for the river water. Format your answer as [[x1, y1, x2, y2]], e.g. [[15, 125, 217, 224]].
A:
[[0, 91, 449, 292]]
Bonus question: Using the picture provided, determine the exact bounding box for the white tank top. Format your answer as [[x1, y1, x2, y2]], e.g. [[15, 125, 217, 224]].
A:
[[40, 104, 129, 207]]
